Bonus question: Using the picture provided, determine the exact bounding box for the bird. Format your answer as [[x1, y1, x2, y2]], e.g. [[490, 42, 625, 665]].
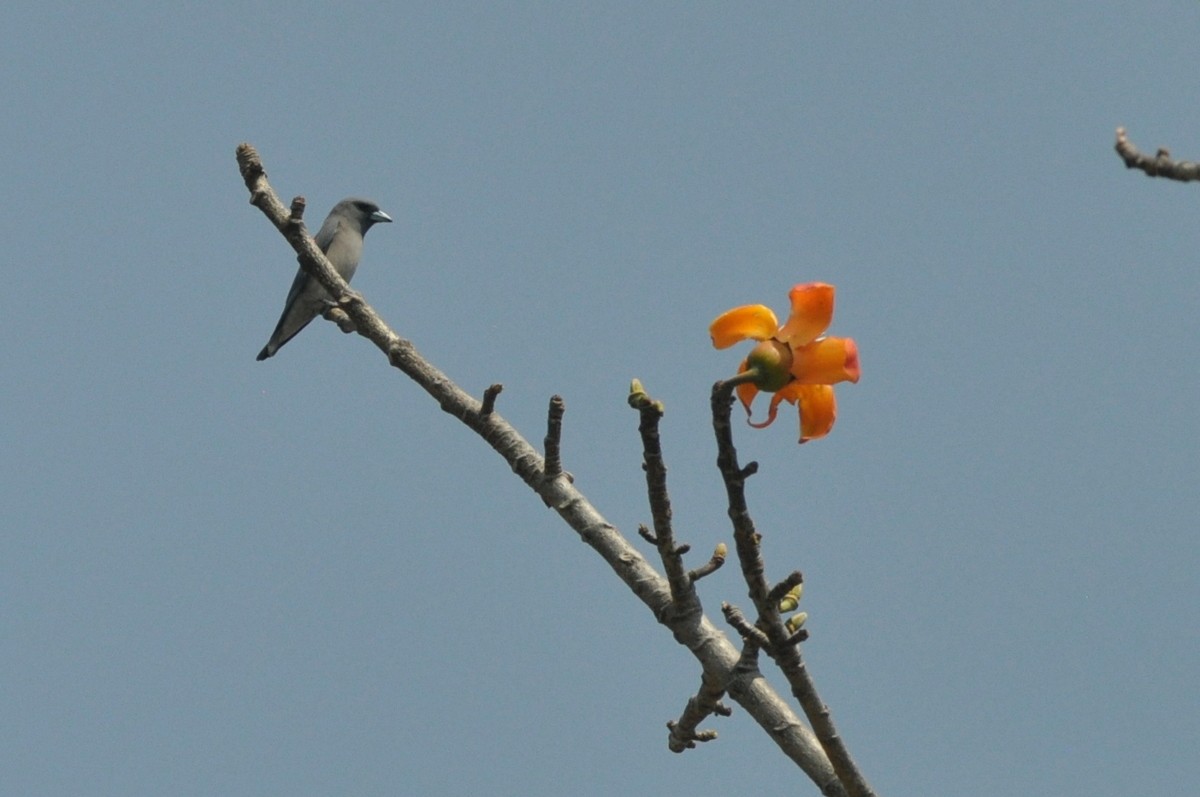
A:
[[256, 197, 393, 361]]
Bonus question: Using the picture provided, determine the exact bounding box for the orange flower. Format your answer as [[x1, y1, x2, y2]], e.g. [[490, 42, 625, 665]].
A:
[[710, 283, 860, 443]]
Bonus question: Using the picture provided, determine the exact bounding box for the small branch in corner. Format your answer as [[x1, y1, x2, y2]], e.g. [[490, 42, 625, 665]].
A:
[[1114, 127, 1200, 182]]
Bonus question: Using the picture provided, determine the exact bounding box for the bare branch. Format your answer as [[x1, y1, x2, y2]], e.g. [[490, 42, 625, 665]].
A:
[[238, 144, 845, 793], [686, 543, 727, 583], [628, 381, 745, 758], [710, 380, 772, 609], [236, 143, 295, 227], [667, 670, 731, 752], [543, 395, 565, 480], [712, 380, 876, 797], [1114, 127, 1200, 182], [628, 380, 704, 610]]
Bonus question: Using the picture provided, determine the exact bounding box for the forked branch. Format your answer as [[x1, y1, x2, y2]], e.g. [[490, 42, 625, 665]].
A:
[[237, 142, 850, 795]]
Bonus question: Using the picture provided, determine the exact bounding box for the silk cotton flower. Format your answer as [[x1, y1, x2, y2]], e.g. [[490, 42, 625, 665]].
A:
[[710, 283, 860, 443]]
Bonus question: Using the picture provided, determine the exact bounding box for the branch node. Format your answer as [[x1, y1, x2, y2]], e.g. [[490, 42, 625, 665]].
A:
[[480, 384, 503, 416], [638, 523, 658, 545], [734, 640, 761, 672]]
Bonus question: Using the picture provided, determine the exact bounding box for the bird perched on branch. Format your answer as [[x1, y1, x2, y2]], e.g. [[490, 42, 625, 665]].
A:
[[256, 197, 392, 361]]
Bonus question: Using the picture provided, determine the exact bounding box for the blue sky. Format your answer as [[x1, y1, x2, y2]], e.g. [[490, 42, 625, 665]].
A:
[[3, 3, 1198, 795]]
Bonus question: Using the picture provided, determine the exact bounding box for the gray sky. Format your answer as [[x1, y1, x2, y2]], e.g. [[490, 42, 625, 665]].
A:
[[4, 3, 1198, 795]]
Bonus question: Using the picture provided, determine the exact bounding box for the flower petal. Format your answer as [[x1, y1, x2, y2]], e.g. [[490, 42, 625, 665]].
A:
[[777, 283, 835, 346], [748, 391, 787, 429], [795, 384, 837, 443], [790, 336, 860, 384], [710, 304, 779, 349], [736, 380, 759, 417]]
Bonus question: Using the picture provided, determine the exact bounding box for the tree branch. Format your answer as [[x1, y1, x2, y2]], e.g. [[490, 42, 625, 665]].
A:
[[628, 379, 711, 610], [1114, 127, 1200, 182], [712, 380, 876, 797], [666, 669, 730, 752], [237, 143, 846, 794]]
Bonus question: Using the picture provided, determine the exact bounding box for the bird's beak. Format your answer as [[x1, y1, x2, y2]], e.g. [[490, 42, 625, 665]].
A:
[[371, 210, 393, 224]]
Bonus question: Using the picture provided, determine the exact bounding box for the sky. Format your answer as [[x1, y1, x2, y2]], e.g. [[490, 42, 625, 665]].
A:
[[3, 3, 1198, 795]]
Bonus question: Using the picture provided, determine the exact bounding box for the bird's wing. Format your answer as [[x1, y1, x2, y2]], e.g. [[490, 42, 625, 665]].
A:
[[278, 265, 311, 313], [279, 208, 350, 310], [313, 214, 345, 253]]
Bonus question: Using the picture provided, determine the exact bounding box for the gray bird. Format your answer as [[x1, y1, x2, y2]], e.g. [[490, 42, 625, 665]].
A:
[[256, 197, 393, 361]]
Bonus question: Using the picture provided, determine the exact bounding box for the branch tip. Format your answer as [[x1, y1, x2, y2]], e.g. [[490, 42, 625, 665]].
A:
[[784, 628, 810, 647], [768, 571, 805, 604], [235, 142, 264, 182], [287, 196, 306, 223], [687, 543, 726, 582], [628, 378, 665, 415], [480, 384, 503, 416]]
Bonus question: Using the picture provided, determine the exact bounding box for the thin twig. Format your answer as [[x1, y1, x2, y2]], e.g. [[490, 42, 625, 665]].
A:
[[686, 543, 727, 583], [722, 602, 770, 649], [628, 380, 701, 610], [544, 395, 565, 480]]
